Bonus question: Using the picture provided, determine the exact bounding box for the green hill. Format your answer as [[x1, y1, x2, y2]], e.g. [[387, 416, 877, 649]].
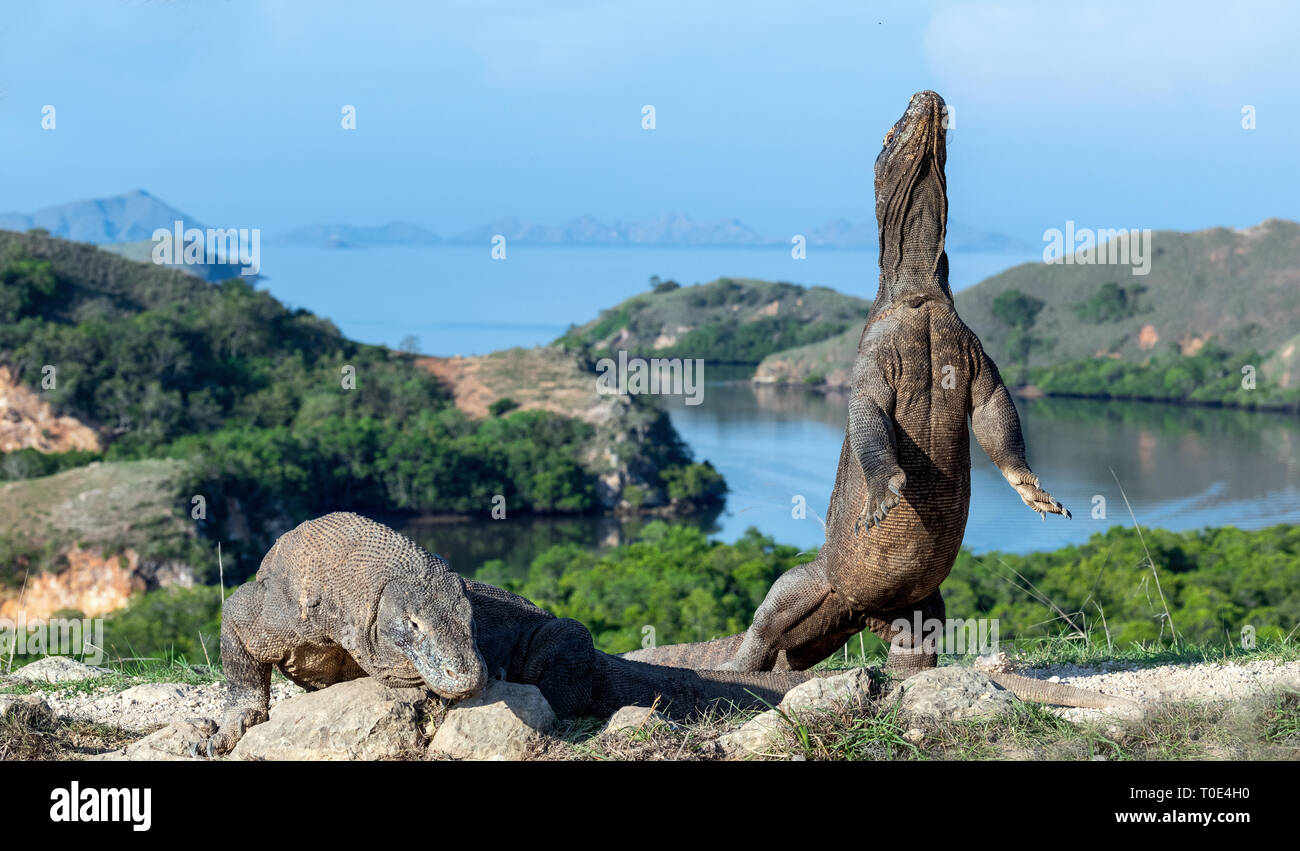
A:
[[557, 276, 871, 365], [757, 220, 1300, 409], [0, 229, 722, 581]]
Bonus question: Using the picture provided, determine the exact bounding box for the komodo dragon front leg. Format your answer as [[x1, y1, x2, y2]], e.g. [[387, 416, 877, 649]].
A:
[[970, 348, 1070, 520], [200, 582, 276, 756], [847, 375, 907, 536]]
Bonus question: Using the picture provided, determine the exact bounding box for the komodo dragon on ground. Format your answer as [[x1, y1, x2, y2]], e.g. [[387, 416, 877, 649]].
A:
[[622, 91, 1134, 713], [200, 512, 830, 755]]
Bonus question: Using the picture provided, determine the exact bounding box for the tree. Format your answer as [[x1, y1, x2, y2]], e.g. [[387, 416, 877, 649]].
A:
[[991, 289, 1045, 330], [991, 289, 1046, 383]]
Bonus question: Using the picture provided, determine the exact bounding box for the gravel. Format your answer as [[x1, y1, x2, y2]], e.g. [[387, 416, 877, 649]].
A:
[[34, 680, 304, 733], [1012, 659, 1300, 723], [14, 659, 1300, 735]]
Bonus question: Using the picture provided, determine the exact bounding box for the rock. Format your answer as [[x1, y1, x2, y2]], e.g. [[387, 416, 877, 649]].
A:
[[92, 718, 216, 761], [8, 656, 107, 683], [116, 682, 192, 704], [895, 667, 1017, 724], [778, 669, 874, 714], [601, 705, 679, 737], [717, 669, 876, 758], [717, 709, 786, 757], [231, 678, 429, 761], [0, 693, 55, 727], [429, 679, 556, 761], [973, 651, 1012, 673]]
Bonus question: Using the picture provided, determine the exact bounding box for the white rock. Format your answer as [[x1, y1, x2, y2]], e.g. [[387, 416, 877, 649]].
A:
[[232, 677, 428, 761], [601, 705, 678, 737], [92, 718, 216, 761], [429, 679, 557, 761], [895, 667, 1017, 724], [8, 656, 108, 683], [717, 709, 786, 757], [778, 668, 873, 714]]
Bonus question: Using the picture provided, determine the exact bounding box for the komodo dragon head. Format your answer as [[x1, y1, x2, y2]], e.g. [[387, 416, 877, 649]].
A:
[[870, 89, 953, 321], [376, 569, 487, 700]]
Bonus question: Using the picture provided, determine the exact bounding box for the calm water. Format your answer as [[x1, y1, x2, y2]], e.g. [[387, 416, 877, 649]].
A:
[[251, 244, 1300, 574], [657, 382, 1300, 555], [257, 243, 1037, 356], [398, 382, 1300, 577]]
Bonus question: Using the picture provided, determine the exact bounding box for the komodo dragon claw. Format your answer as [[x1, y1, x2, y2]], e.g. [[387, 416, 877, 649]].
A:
[[1010, 476, 1071, 520], [854, 480, 904, 536]]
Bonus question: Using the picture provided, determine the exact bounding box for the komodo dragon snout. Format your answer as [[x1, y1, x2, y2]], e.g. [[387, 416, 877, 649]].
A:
[[378, 574, 488, 700]]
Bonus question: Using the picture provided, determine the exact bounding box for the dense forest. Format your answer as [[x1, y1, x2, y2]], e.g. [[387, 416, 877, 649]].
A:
[[0, 232, 723, 578]]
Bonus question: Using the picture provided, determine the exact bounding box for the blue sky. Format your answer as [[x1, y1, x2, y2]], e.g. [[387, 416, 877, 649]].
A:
[[2, 0, 1297, 242]]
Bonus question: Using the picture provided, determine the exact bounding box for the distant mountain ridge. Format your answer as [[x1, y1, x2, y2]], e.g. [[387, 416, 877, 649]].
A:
[[0, 190, 251, 282], [0, 189, 202, 244], [2, 190, 1030, 251], [285, 212, 1027, 250]]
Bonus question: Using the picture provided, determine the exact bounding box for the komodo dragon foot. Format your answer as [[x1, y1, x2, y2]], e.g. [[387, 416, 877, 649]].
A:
[[190, 707, 268, 758], [854, 469, 907, 536], [1006, 471, 1071, 520]]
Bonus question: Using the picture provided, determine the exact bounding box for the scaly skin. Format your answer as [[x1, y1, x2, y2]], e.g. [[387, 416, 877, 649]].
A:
[[202, 513, 828, 755], [623, 93, 1105, 710]]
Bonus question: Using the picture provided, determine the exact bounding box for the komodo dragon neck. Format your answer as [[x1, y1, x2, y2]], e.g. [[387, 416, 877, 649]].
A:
[[866, 89, 953, 327]]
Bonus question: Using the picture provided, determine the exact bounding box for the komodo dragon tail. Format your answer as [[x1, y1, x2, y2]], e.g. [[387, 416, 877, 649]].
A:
[[595, 655, 839, 720], [618, 634, 745, 668], [619, 639, 1139, 712], [982, 671, 1140, 712]]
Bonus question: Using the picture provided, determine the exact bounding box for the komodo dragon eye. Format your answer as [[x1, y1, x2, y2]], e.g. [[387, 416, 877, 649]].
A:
[[408, 617, 423, 632]]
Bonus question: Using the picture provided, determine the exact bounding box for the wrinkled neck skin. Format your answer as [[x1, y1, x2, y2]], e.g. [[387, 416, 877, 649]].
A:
[[868, 90, 953, 324]]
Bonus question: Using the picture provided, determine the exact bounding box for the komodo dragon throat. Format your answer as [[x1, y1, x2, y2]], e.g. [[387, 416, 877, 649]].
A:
[[620, 91, 1130, 713], [201, 512, 828, 755]]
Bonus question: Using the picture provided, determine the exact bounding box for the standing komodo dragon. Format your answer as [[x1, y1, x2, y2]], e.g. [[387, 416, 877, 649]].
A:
[[622, 91, 1132, 712], [201, 512, 830, 755]]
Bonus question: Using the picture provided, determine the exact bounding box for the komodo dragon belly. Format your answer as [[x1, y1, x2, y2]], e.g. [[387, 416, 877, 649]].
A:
[[824, 395, 972, 610], [277, 642, 368, 691]]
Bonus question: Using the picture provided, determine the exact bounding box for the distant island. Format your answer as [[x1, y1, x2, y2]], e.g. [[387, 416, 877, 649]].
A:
[[0, 190, 1030, 252], [279, 211, 1031, 251]]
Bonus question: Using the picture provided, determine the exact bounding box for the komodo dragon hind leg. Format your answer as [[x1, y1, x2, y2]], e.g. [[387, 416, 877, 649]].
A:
[[723, 560, 834, 671], [516, 618, 597, 718], [863, 589, 946, 676]]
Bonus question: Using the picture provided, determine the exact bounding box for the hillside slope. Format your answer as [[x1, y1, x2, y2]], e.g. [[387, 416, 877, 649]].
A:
[[558, 277, 872, 364], [757, 219, 1300, 407], [956, 218, 1300, 368], [0, 229, 723, 589]]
